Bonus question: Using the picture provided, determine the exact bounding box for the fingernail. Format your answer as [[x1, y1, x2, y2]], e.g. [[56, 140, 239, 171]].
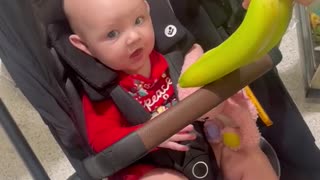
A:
[[192, 134, 197, 139], [206, 124, 220, 141]]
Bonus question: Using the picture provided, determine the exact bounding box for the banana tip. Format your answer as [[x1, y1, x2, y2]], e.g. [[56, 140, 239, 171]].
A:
[[178, 78, 188, 88], [178, 78, 200, 88]]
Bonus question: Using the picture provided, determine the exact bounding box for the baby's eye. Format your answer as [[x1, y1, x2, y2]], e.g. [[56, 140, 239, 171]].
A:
[[107, 30, 119, 39], [135, 17, 144, 25]]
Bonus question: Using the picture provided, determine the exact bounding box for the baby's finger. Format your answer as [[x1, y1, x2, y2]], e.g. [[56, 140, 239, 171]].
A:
[[164, 142, 190, 151], [170, 133, 197, 142], [179, 124, 194, 133]]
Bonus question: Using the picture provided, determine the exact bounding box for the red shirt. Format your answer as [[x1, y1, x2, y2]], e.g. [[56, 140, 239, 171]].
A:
[[82, 50, 177, 153]]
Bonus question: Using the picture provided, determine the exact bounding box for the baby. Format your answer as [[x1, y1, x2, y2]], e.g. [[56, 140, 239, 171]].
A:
[[64, 0, 198, 179], [63, 0, 278, 179]]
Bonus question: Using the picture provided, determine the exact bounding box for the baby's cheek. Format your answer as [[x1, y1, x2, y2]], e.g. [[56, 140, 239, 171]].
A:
[[95, 52, 118, 69], [100, 53, 128, 71]]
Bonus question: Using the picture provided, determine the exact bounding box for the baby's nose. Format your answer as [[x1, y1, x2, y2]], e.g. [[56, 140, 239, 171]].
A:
[[126, 30, 141, 45]]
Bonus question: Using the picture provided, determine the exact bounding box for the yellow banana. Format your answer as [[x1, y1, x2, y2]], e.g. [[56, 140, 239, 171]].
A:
[[256, 0, 293, 58], [178, 0, 292, 88]]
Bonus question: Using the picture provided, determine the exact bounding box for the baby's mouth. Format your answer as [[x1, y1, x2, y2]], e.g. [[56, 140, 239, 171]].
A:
[[130, 48, 143, 59]]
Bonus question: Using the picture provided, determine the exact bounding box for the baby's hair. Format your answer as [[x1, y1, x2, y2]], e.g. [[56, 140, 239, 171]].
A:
[[62, 0, 80, 34]]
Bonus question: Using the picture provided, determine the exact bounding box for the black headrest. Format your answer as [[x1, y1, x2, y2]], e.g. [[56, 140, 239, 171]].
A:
[[148, 0, 187, 53], [47, 22, 117, 89], [31, 0, 66, 26]]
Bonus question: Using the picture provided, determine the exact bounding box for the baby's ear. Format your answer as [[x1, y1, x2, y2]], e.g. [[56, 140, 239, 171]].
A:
[[69, 34, 93, 56], [144, 0, 150, 13]]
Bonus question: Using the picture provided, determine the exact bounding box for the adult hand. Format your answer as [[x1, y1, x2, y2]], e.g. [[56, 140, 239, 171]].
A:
[[158, 124, 196, 151], [213, 143, 278, 180]]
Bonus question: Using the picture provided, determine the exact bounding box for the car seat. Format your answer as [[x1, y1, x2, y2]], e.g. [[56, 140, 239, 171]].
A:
[[1, 0, 320, 180]]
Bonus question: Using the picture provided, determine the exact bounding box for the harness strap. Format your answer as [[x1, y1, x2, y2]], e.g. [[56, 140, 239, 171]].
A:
[[164, 51, 185, 95], [110, 86, 151, 126]]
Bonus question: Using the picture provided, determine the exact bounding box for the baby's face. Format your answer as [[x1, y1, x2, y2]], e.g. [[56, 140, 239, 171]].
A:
[[72, 0, 155, 75]]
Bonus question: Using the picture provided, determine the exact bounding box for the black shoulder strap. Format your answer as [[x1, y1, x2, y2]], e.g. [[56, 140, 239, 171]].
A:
[[110, 86, 151, 126], [164, 51, 185, 97]]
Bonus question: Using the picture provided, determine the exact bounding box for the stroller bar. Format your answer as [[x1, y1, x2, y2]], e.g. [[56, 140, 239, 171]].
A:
[[0, 99, 50, 180]]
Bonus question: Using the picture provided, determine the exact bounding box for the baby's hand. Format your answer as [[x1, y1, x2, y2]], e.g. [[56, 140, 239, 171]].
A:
[[158, 125, 197, 151]]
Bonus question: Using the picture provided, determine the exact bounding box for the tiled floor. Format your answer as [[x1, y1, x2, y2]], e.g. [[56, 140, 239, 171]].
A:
[[0, 65, 74, 178], [1, 17, 320, 180]]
